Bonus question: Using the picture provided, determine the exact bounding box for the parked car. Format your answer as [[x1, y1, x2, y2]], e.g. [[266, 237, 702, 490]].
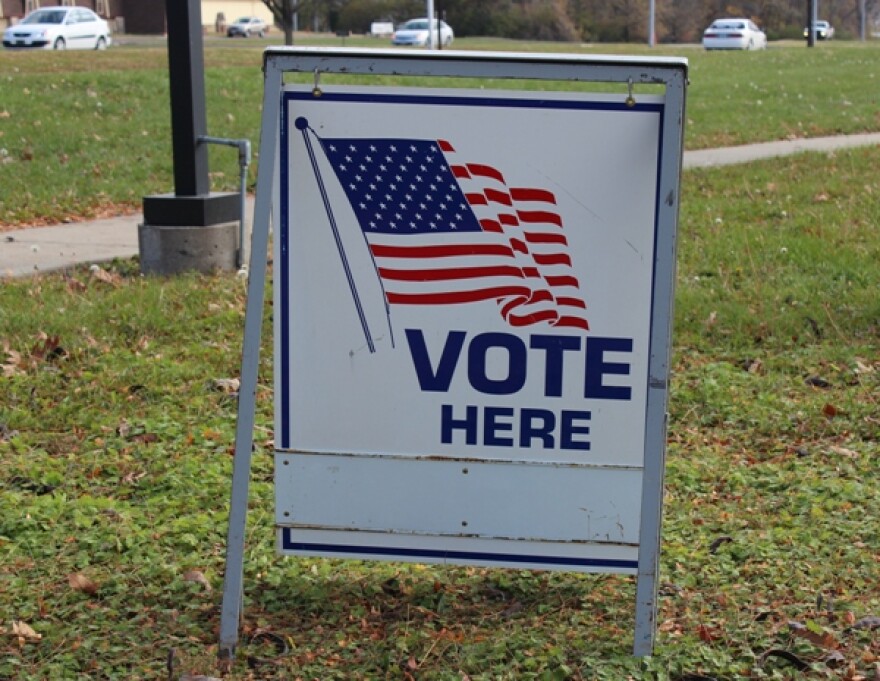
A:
[[392, 18, 454, 47], [226, 16, 268, 38], [2, 6, 111, 50], [804, 20, 834, 39], [702, 18, 767, 50]]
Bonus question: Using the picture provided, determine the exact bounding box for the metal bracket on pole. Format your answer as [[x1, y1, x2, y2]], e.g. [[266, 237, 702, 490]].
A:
[[196, 135, 252, 268]]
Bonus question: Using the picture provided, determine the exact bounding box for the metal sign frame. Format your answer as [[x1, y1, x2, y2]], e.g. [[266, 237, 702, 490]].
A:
[[219, 47, 687, 662]]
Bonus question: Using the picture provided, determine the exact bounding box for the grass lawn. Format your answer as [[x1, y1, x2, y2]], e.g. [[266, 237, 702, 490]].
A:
[[1, 39, 879, 226], [1, 38, 879, 680]]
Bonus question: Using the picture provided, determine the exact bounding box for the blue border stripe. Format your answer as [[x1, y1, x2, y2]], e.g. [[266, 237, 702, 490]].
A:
[[282, 531, 638, 570], [284, 89, 664, 114], [279, 94, 291, 450]]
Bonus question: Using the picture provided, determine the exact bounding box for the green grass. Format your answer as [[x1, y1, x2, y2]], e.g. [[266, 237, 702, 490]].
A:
[[1, 135, 878, 678], [1, 40, 879, 226]]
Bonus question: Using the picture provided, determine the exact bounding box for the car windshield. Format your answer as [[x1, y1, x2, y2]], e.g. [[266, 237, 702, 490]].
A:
[[402, 20, 429, 30], [235, 17, 252, 23], [23, 10, 67, 24]]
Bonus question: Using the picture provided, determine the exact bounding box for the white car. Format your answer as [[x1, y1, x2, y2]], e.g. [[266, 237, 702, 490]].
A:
[[3, 6, 111, 50], [392, 18, 453, 47], [804, 20, 834, 40], [702, 18, 767, 50]]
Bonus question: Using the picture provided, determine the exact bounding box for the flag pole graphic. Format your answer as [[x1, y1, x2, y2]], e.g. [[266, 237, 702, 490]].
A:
[[296, 117, 375, 353]]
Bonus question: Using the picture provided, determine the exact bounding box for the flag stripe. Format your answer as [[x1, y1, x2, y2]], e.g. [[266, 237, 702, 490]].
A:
[[511, 188, 557, 203], [387, 285, 533, 305], [517, 210, 563, 227], [370, 243, 515, 259], [378, 264, 527, 282]]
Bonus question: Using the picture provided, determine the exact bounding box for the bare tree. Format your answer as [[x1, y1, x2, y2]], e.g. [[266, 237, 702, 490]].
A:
[[263, 0, 312, 44]]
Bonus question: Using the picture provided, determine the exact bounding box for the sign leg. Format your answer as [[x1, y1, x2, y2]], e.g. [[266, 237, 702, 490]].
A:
[[218, 62, 283, 663]]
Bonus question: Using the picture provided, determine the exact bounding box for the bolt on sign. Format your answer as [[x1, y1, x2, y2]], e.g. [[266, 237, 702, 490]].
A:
[[219, 48, 687, 660]]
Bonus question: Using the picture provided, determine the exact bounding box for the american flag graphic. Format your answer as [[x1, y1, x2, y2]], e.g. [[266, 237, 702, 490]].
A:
[[318, 136, 589, 330]]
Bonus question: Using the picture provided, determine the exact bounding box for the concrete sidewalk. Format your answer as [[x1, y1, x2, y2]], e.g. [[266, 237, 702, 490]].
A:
[[2, 133, 880, 278]]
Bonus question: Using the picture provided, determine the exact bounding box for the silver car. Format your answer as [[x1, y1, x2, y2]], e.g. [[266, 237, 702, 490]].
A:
[[3, 6, 112, 50], [392, 18, 454, 47], [226, 16, 269, 38]]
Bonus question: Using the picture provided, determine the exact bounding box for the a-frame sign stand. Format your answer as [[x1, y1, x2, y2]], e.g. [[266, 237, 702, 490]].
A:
[[219, 47, 687, 663]]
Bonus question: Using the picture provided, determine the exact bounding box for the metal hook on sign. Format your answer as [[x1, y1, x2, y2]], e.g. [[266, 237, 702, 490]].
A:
[[312, 68, 322, 97], [625, 78, 636, 108]]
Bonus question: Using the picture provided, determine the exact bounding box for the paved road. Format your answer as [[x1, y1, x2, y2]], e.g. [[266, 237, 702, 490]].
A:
[[2, 133, 880, 278]]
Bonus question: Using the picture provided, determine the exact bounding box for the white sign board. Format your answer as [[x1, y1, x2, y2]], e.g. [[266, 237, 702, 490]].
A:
[[219, 48, 686, 659], [276, 86, 664, 572]]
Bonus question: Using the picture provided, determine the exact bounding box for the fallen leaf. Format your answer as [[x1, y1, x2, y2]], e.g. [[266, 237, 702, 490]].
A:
[[708, 535, 733, 554], [698, 623, 721, 642], [68, 573, 99, 595], [183, 570, 212, 592], [824, 650, 846, 667], [830, 445, 859, 459], [852, 616, 880, 630], [805, 375, 832, 388], [823, 403, 839, 417], [855, 359, 874, 374], [760, 648, 810, 670], [88, 264, 121, 286], [116, 420, 131, 438], [12, 620, 42, 642], [789, 620, 837, 649], [213, 377, 240, 393], [130, 432, 158, 444], [65, 276, 88, 293]]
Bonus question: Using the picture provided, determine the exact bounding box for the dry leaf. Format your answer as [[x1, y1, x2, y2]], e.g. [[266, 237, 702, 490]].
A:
[[855, 359, 874, 374], [830, 445, 859, 459], [183, 570, 212, 592], [789, 620, 838, 649], [12, 620, 41, 642], [68, 572, 99, 595], [853, 616, 880, 630], [88, 264, 121, 286], [2, 341, 24, 377], [823, 403, 840, 417], [213, 377, 240, 393]]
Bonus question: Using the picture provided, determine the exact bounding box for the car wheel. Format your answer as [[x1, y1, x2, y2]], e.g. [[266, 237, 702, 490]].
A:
[[53, 37, 65, 50], [258, 30, 265, 38], [95, 37, 107, 50], [748, 38, 754, 50]]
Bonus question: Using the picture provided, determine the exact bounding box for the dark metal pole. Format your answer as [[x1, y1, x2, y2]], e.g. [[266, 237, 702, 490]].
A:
[[139, 0, 240, 274], [165, 0, 210, 196], [859, 0, 866, 41], [806, 0, 815, 46]]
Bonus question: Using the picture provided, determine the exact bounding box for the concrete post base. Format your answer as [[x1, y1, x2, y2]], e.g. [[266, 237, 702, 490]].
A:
[[138, 221, 239, 275], [139, 191, 240, 275]]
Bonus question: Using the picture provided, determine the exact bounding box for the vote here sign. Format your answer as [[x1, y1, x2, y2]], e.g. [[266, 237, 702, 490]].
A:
[[274, 85, 670, 572]]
